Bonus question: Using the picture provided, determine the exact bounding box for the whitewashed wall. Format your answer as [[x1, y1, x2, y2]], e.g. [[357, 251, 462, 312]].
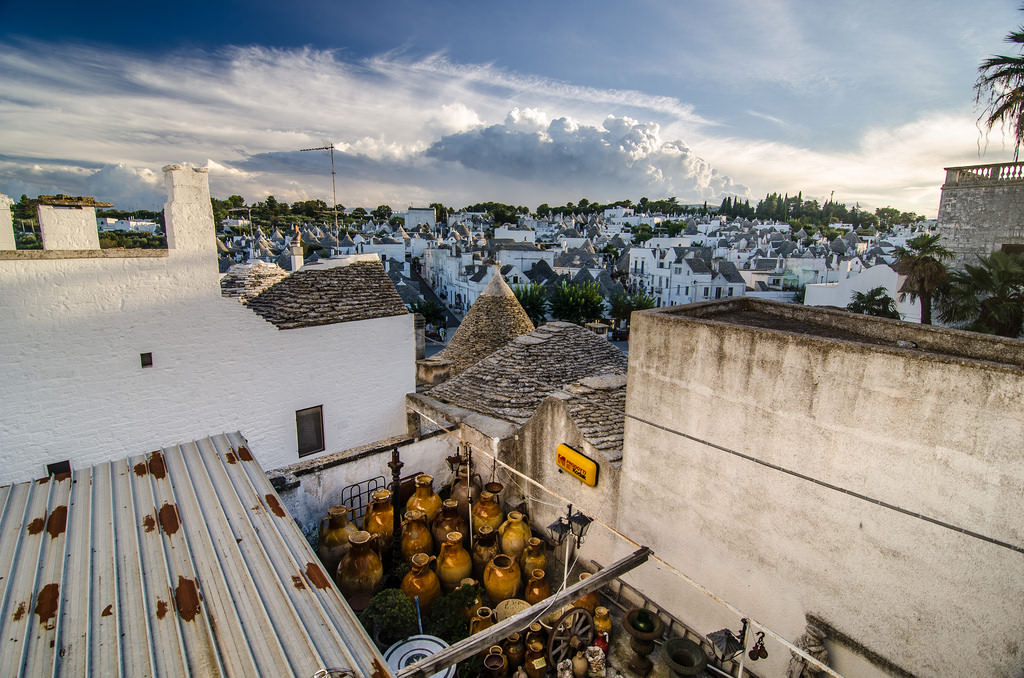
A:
[[804, 263, 921, 323], [0, 166, 415, 483]]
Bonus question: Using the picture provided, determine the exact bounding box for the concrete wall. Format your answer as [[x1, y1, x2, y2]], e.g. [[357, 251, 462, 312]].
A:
[[936, 163, 1024, 267], [618, 299, 1024, 678], [0, 166, 415, 483]]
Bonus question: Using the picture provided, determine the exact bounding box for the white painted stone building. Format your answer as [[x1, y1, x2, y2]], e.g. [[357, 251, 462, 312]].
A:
[[0, 165, 415, 483]]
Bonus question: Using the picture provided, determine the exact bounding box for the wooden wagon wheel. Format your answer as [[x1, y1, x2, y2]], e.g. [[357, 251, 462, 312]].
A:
[[546, 606, 595, 666]]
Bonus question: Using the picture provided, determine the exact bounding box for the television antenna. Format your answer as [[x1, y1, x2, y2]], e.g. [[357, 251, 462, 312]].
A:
[[299, 143, 340, 236]]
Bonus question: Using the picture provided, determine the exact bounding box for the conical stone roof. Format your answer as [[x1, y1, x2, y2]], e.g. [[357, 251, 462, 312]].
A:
[[436, 269, 535, 377]]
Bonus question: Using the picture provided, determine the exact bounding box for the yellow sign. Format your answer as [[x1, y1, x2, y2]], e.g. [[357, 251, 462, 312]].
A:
[[556, 444, 599, 487]]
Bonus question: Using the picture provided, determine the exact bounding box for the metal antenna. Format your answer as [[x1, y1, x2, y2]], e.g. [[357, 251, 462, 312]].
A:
[[299, 143, 340, 236]]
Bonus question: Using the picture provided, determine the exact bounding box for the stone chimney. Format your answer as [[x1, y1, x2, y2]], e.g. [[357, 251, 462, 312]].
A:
[[36, 195, 109, 250], [163, 164, 216, 257], [289, 227, 304, 271], [0, 193, 14, 250]]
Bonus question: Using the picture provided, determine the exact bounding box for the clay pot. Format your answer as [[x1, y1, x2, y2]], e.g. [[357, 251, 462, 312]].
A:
[[499, 511, 532, 564], [450, 464, 482, 516], [572, 572, 600, 614], [523, 568, 551, 606], [437, 531, 472, 592], [470, 606, 495, 635], [472, 525, 501, 580], [523, 639, 547, 678], [406, 473, 442, 523], [525, 621, 548, 648], [594, 605, 612, 644], [572, 651, 589, 678], [318, 505, 357, 577], [400, 552, 441, 612], [362, 488, 395, 552], [433, 498, 468, 548], [401, 509, 434, 563], [503, 632, 525, 670], [662, 637, 707, 677], [520, 537, 547, 576], [484, 645, 509, 678], [335, 530, 383, 610], [483, 553, 522, 605], [472, 490, 504, 534]]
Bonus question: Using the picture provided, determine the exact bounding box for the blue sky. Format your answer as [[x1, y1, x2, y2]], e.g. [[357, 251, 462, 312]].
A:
[[1, 1, 1021, 216]]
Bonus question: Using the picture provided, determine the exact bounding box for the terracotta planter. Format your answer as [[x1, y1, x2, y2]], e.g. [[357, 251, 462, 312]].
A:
[[437, 531, 472, 592], [523, 568, 551, 605], [499, 511, 531, 564], [432, 498, 468, 548], [406, 473, 442, 523], [363, 488, 395, 553], [318, 505, 357, 577], [471, 490, 504, 535], [400, 509, 434, 563], [401, 552, 441, 612], [483, 553, 522, 605], [335, 530, 383, 610]]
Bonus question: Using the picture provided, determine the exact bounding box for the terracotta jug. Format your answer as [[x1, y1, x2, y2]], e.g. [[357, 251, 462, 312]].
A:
[[401, 509, 434, 563], [523, 639, 547, 678], [504, 632, 525, 670], [572, 572, 600, 614], [406, 473, 442, 523], [459, 577, 483, 620], [450, 463, 482, 515], [572, 651, 588, 678], [499, 511, 531, 563], [470, 606, 495, 635], [472, 524, 501, 580], [483, 553, 521, 605], [437, 531, 473, 592], [363, 488, 395, 552], [433, 498, 468, 548], [523, 568, 551, 605], [401, 552, 441, 612], [525, 621, 548, 650], [472, 490, 504, 535], [335, 530, 383, 610], [520, 537, 547, 576], [484, 645, 509, 678], [318, 505, 357, 577]]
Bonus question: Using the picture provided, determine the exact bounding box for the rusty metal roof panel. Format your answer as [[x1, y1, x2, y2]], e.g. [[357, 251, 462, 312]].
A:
[[0, 432, 391, 678]]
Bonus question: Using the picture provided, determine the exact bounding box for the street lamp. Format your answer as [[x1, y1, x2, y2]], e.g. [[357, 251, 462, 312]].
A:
[[547, 504, 593, 588]]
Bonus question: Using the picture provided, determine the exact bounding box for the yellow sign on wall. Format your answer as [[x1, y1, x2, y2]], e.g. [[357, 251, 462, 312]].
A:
[[556, 443, 599, 487]]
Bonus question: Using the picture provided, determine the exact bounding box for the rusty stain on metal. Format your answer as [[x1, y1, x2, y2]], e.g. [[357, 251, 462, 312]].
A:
[[265, 494, 286, 518], [133, 462, 148, 477], [304, 562, 331, 590], [156, 600, 168, 619], [35, 583, 59, 629], [46, 506, 68, 539], [143, 514, 156, 533], [148, 451, 166, 479], [27, 518, 44, 535], [225, 452, 237, 464], [101, 604, 113, 617], [37, 476, 50, 484], [371, 659, 390, 678], [173, 576, 202, 622], [54, 472, 70, 482], [292, 575, 306, 590], [158, 503, 179, 535], [237, 445, 253, 461], [12, 602, 25, 621]]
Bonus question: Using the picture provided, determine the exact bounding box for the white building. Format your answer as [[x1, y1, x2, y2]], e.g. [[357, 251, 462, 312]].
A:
[[97, 216, 161, 233], [628, 247, 746, 306], [403, 207, 436, 231], [0, 165, 415, 483], [804, 263, 922, 322]]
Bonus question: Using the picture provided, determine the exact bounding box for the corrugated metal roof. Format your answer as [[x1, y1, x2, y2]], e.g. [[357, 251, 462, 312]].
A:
[[0, 432, 391, 678]]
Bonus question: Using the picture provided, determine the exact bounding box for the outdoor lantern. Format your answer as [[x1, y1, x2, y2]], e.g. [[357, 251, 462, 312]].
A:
[[708, 618, 749, 662], [548, 504, 593, 548]]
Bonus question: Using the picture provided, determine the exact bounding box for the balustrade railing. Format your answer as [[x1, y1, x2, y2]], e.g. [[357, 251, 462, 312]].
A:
[[944, 161, 1024, 186]]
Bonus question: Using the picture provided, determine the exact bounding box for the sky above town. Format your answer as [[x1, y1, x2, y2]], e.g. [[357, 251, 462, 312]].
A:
[[1, 1, 1022, 217]]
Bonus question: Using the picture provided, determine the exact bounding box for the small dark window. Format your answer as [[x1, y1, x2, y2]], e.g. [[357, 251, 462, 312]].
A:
[[46, 460, 71, 476], [140, 352, 153, 368], [296, 406, 325, 457]]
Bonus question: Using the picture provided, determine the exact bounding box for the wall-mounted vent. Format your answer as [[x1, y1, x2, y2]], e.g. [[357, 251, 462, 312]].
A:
[[46, 460, 71, 477], [140, 352, 153, 368]]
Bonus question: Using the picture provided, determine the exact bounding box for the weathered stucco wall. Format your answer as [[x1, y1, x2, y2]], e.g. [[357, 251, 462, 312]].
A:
[[618, 300, 1024, 678], [0, 166, 415, 482]]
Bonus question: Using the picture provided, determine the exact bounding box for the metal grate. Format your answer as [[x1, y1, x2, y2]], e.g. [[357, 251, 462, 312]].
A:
[[340, 475, 387, 526]]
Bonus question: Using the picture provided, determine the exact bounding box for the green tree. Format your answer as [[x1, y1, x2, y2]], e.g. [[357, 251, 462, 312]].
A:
[[937, 250, 1024, 337], [408, 298, 447, 328], [389, 216, 405, 228], [846, 286, 900, 319], [895, 234, 952, 325], [429, 202, 449, 224], [975, 16, 1024, 160], [547, 281, 605, 324], [372, 204, 393, 221], [608, 290, 656, 326], [513, 282, 549, 327]]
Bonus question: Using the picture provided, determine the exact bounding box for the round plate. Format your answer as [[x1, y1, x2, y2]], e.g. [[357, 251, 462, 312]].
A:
[[384, 634, 456, 678]]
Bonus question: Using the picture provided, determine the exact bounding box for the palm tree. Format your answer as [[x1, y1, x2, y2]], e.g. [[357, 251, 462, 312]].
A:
[[512, 282, 549, 327], [937, 250, 1024, 338], [975, 22, 1024, 161], [846, 286, 900, 319], [894, 234, 952, 325]]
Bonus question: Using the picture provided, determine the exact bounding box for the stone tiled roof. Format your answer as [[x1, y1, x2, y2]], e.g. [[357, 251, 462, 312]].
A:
[[436, 270, 535, 376], [220, 261, 289, 302], [245, 260, 408, 329], [557, 373, 627, 454], [429, 322, 628, 424]]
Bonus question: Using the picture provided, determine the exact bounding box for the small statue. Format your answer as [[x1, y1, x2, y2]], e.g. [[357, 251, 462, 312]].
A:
[[787, 624, 829, 678], [557, 658, 574, 678], [585, 645, 606, 678]]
